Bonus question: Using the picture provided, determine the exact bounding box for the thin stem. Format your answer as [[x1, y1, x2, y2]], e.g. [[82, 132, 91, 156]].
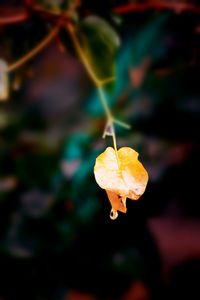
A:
[[0, 8, 29, 25], [112, 124, 121, 168], [111, 124, 119, 162], [7, 21, 61, 73], [66, 23, 114, 120], [66, 23, 100, 87], [113, 118, 131, 129], [100, 76, 115, 86], [66, 23, 119, 152], [113, 2, 200, 14], [97, 86, 112, 121], [66, 22, 130, 163]]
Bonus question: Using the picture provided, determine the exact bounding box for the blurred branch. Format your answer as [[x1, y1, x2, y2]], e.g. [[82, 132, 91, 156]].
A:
[[0, 7, 29, 25], [66, 23, 130, 161], [113, 2, 200, 14], [66, 23, 116, 122], [7, 21, 62, 73], [66, 24, 105, 90]]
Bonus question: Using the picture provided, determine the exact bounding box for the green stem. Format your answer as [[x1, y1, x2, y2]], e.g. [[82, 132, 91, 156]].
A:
[[66, 23, 119, 156], [97, 86, 112, 121], [111, 124, 119, 161], [114, 118, 131, 129], [66, 23, 100, 87]]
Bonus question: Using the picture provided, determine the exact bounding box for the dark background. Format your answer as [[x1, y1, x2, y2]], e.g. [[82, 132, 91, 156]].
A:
[[0, 1, 200, 299]]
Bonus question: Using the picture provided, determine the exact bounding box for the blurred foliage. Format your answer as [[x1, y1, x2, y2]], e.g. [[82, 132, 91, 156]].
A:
[[78, 16, 120, 82], [35, 0, 70, 10], [0, 0, 200, 299]]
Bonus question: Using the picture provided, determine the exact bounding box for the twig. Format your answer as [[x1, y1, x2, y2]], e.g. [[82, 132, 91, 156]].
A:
[[0, 8, 29, 25], [113, 2, 200, 14], [66, 23, 101, 88], [113, 118, 131, 129], [7, 21, 61, 73], [66, 23, 130, 160]]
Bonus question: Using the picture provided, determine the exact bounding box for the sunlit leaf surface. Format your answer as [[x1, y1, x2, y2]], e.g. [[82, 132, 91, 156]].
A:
[[94, 147, 148, 219]]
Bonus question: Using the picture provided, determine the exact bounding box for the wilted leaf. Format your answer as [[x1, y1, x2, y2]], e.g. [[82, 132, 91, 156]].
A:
[[94, 147, 148, 219], [78, 16, 120, 82]]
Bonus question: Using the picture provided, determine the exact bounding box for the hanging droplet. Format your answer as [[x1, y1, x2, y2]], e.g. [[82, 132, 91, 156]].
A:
[[0, 59, 9, 101], [110, 208, 118, 220]]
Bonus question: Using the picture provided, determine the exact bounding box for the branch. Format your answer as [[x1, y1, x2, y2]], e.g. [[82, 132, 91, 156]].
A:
[[7, 21, 62, 73], [66, 23, 113, 120], [113, 2, 200, 15], [66, 23, 130, 160], [0, 7, 29, 25]]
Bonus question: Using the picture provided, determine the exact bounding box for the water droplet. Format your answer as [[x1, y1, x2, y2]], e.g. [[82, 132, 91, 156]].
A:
[[110, 209, 118, 220]]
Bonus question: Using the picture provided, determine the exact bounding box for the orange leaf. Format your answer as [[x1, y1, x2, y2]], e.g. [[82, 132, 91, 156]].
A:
[[94, 147, 148, 219]]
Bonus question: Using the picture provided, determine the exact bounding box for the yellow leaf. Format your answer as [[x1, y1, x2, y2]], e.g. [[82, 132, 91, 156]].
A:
[[94, 147, 148, 219]]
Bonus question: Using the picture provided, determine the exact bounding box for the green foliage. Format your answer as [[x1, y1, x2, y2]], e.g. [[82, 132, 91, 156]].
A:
[[85, 15, 167, 116], [130, 14, 168, 67], [77, 16, 120, 81], [62, 133, 91, 161]]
